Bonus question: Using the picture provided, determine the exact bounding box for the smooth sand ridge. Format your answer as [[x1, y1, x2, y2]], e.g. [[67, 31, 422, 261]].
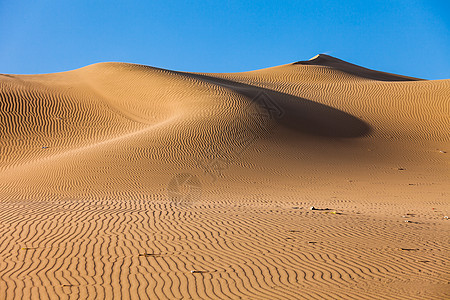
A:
[[0, 55, 449, 299]]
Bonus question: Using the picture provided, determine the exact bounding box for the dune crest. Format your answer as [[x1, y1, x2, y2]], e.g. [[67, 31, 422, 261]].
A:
[[0, 56, 449, 299], [296, 53, 423, 81]]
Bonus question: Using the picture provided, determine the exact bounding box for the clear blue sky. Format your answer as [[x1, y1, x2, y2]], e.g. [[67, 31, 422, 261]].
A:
[[0, 0, 449, 79]]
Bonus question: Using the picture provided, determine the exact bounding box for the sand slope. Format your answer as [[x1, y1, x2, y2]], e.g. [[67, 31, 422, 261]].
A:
[[0, 55, 449, 299]]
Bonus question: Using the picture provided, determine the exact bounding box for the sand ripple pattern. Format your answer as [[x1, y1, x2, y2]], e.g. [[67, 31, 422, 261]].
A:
[[0, 199, 448, 300]]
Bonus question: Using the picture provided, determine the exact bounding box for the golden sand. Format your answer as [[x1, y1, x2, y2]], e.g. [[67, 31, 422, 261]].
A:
[[0, 55, 449, 299]]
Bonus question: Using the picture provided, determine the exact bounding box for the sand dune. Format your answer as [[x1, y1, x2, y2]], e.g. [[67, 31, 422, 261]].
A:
[[0, 55, 449, 299]]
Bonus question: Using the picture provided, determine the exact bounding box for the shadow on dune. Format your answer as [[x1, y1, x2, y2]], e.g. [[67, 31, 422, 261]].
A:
[[174, 71, 371, 138]]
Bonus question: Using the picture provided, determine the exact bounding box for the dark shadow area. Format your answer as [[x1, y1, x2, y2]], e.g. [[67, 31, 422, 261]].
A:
[[0, 74, 18, 79], [172, 70, 371, 138], [295, 54, 423, 82]]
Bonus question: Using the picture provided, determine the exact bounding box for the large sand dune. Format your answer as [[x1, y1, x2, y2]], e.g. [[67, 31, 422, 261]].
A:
[[0, 54, 449, 299]]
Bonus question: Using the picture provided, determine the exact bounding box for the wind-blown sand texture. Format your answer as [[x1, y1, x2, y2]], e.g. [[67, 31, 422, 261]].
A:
[[0, 54, 449, 299]]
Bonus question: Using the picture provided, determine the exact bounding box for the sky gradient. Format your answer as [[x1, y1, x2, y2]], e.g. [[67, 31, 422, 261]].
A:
[[0, 0, 449, 79]]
